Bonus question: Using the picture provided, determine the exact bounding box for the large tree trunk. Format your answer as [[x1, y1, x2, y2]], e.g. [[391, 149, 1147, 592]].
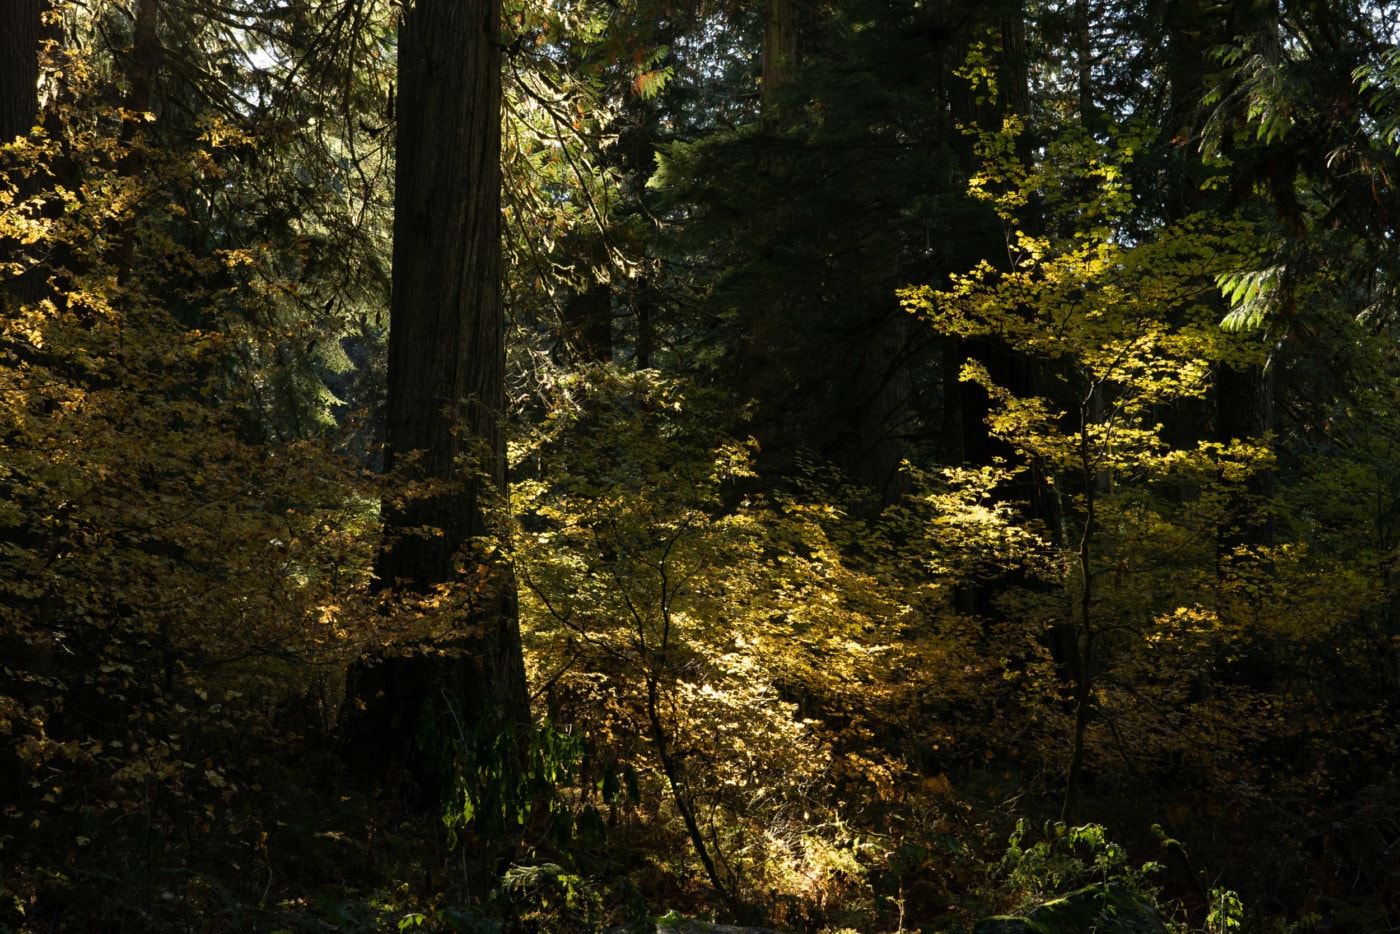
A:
[[341, 0, 529, 807], [0, 0, 48, 816], [0, 1, 45, 143], [0, 0, 50, 309], [732, 0, 798, 481]]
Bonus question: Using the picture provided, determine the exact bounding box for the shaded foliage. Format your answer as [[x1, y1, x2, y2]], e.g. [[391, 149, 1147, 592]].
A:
[[5, 1, 1400, 933]]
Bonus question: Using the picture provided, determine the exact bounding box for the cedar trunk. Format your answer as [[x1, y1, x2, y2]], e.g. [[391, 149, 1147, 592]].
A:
[[0, 1, 49, 309], [0, 2, 45, 143], [341, 0, 529, 805]]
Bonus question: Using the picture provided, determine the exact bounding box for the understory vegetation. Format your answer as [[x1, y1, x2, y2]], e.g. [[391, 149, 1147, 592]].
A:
[[5, 1, 1400, 932]]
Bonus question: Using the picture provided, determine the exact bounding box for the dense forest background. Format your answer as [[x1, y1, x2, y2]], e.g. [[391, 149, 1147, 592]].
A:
[[4, 0, 1400, 931]]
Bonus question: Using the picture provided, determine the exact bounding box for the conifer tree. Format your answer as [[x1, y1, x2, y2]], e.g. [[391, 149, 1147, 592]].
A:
[[341, 0, 530, 805]]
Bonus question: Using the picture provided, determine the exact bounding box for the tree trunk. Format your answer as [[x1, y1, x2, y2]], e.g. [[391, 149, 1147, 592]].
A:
[[341, 0, 529, 807], [1216, 356, 1276, 552], [0, 0, 47, 812], [1074, 0, 1094, 124], [734, 0, 799, 474], [0, 0, 49, 309], [113, 0, 159, 289], [635, 283, 655, 369], [847, 222, 914, 505], [0, 1, 45, 144], [1212, 0, 1280, 557], [561, 282, 612, 364], [760, 0, 797, 128]]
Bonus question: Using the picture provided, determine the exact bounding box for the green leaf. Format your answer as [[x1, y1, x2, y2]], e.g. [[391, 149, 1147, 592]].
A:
[[1216, 267, 1282, 331]]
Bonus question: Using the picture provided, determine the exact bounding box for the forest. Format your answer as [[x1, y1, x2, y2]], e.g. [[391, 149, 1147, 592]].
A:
[[3, 0, 1400, 931]]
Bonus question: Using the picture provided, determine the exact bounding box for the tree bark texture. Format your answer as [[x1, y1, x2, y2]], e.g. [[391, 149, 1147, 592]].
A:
[[760, 0, 797, 127], [0, 0, 50, 309], [381, 0, 507, 559], [342, 0, 529, 805], [0, 1, 45, 145]]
